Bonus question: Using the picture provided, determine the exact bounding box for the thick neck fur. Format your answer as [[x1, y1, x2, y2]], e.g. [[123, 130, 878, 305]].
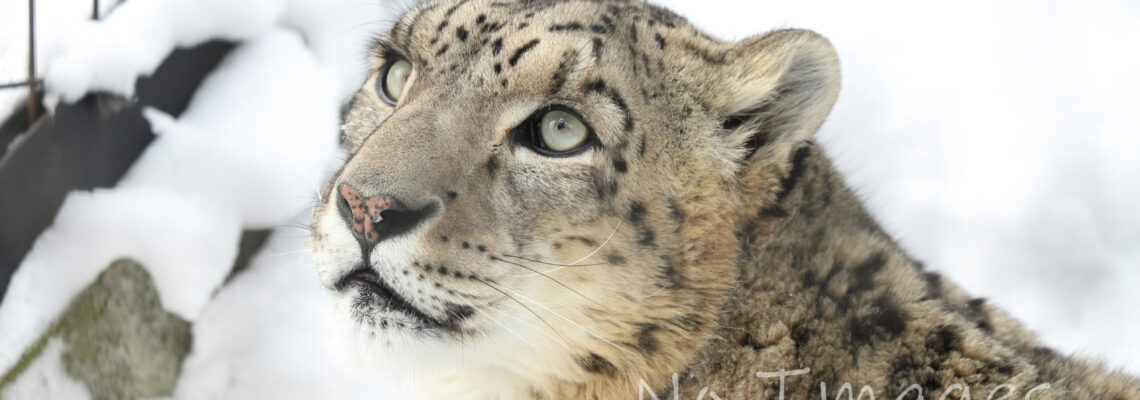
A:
[[661, 142, 1140, 400]]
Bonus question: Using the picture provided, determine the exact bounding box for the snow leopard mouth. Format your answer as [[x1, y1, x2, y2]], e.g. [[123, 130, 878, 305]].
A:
[[336, 266, 442, 328]]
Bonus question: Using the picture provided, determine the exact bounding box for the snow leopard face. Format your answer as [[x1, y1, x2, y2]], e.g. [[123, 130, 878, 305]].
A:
[[310, 0, 838, 390]]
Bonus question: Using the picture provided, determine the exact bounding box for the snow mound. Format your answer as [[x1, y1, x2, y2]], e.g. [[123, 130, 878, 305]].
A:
[[0, 187, 241, 375], [124, 29, 340, 228]]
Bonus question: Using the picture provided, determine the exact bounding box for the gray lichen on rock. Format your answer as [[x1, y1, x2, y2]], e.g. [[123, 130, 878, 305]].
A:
[[0, 259, 192, 399]]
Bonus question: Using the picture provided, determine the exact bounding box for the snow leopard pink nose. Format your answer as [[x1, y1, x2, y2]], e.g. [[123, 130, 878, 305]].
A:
[[337, 183, 397, 243]]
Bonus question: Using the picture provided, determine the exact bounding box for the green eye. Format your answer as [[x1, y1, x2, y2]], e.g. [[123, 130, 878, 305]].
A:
[[379, 59, 412, 104], [538, 110, 589, 152]]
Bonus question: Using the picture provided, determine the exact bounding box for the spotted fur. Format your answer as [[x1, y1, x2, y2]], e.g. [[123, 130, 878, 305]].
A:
[[312, 0, 1140, 398]]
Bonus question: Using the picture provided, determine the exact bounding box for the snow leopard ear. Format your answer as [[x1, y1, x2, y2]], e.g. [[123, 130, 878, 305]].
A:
[[710, 29, 840, 162]]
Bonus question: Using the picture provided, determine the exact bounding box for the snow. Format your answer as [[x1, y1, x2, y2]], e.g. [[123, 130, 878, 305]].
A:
[[0, 338, 91, 400], [124, 29, 340, 228], [0, 0, 117, 118], [164, 229, 399, 399], [0, 186, 242, 374], [0, 0, 1138, 397]]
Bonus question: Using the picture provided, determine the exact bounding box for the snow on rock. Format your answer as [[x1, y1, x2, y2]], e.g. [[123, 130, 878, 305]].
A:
[[1, 28, 343, 379], [37, 0, 390, 109], [124, 29, 340, 228], [166, 229, 402, 399], [41, 0, 285, 107], [0, 339, 91, 400], [0, 187, 241, 376]]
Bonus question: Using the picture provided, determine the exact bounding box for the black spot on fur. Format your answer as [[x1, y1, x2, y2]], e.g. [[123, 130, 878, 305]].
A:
[[579, 353, 617, 375], [485, 157, 499, 176], [605, 89, 634, 131], [629, 202, 647, 224], [873, 295, 907, 336], [443, 0, 468, 17], [493, 63, 502, 74], [456, 26, 468, 41], [549, 57, 572, 97], [613, 158, 628, 173], [638, 229, 655, 247], [967, 298, 994, 332], [849, 251, 888, 294], [566, 236, 598, 247], [635, 324, 661, 354], [476, 14, 486, 24], [601, 15, 615, 31], [654, 33, 666, 49], [435, 44, 450, 57], [757, 205, 790, 219], [592, 37, 604, 59], [549, 22, 584, 32], [481, 21, 504, 33], [509, 39, 541, 66], [446, 191, 458, 200], [849, 317, 877, 347], [629, 24, 639, 43], [491, 38, 504, 55], [586, 79, 606, 94], [927, 325, 961, 354], [923, 272, 942, 299], [437, 20, 449, 32], [776, 146, 812, 200], [606, 253, 626, 265], [590, 24, 607, 34]]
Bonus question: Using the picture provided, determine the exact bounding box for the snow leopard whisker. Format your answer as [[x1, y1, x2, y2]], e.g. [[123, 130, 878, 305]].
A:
[[499, 254, 607, 268], [530, 221, 623, 276], [490, 256, 601, 306], [496, 284, 637, 357], [487, 306, 587, 366], [457, 298, 539, 348], [473, 278, 577, 355]]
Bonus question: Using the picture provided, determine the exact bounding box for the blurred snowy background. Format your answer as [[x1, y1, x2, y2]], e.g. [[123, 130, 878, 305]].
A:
[[0, 0, 1137, 397]]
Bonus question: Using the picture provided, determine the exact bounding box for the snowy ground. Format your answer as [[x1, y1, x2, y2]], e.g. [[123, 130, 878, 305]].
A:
[[1, 0, 1138, 397]]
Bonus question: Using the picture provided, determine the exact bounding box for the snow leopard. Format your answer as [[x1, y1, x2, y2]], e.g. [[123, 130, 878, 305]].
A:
[[308, 0, 1140, 398]]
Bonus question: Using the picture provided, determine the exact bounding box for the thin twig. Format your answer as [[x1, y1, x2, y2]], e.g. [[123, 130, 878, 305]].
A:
[[0, 80, 41, 90], [27, 0, 37, 122]]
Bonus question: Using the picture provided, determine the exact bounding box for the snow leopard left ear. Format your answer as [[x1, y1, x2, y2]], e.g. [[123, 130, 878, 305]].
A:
[[710, 29, 840, 162]]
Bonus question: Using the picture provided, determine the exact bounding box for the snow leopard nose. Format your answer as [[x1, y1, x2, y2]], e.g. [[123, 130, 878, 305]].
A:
[[336, 183, 433, 247]]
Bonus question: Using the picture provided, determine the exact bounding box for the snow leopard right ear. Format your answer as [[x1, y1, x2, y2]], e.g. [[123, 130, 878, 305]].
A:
[[709, 29, 840, 163]]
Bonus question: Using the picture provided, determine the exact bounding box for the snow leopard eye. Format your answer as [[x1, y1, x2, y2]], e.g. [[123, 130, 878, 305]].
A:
[[539, 110, 588, 152], [378, 58, 412, 105], [513, 106, 597, 156]]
